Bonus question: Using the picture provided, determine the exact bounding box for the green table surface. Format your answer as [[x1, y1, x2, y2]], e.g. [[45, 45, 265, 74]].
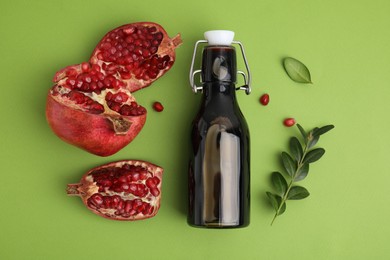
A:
[[1, 0, 389, 259]]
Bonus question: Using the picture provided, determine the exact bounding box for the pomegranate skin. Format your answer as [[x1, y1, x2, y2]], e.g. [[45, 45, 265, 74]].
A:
[[67, 160, 164, 221], [46, 94, 146, 156]]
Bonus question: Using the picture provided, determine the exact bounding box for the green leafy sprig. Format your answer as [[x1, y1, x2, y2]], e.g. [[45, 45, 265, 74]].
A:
[[266, 124, 334, 225]]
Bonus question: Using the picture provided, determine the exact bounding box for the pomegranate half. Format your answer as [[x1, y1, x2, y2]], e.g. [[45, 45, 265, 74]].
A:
[[46, 22, 182, 156], [67, 160, 163, 221]]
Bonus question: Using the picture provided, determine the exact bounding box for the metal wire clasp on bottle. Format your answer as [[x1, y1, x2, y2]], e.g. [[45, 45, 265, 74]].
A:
[[189, 37, 252, 95]]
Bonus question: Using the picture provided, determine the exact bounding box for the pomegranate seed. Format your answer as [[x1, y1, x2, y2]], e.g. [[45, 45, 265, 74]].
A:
[[123, 26, 136, 35], [88, 103, 104, 114], [118, 176, 127, 183], [117, 200, 124, 210], [153, 101, 164, 112], [66, 68, 78, 77], [81, 62, 90, 72], [113, 93, 123, 103], [146, 178, 156, 189], [150, 188, 160, 197], [84, 76, 92, 83], [283, 118, 296, 127], [125, 201, 133, 213], [90, 194, 103, 205], [259, 93, 270, 106], [112, 196, 120, 208], [121, 183, 129, 191], [140, 171, 148, 180], [66, 78, 76, 86], [120, 71, 132, 79], [131, 172, 140, 181], [105, 91, 113, 101], [109, 102, 121, 112], [155, 32, 163, 40], [119, 104, 133, 115], [150, 46, 158, 54], [129, 184, 137, 193], [92, 64, 101, 72], [152, 177, 160, 185], [104, 41, 113, 49]]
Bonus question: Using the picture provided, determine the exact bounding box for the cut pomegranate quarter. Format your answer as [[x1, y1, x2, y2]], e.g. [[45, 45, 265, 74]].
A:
[[67, 160, 164, 221], [46, 22, 182, 156]]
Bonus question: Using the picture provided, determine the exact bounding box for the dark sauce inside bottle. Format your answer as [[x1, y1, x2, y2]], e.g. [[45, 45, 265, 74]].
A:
[[188, 46, 250, 228]]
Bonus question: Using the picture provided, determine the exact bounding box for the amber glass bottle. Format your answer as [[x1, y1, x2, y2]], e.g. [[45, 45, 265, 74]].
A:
[[188, 43, 250, 228]]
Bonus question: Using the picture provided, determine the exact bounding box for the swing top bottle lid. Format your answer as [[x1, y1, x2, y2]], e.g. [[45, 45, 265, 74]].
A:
[[204, 30, 235, 45]]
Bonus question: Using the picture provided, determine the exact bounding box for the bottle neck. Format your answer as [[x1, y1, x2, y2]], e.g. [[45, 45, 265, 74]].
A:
[[201, 45, 237, 84], [201, 45, 237, 104], [203, 82, 237, 102]]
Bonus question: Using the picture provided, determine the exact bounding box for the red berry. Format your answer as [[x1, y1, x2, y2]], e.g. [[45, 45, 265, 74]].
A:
[[259, 93, 270, 106], [283, 118, 296, 127], [153, 101, 164, 112]]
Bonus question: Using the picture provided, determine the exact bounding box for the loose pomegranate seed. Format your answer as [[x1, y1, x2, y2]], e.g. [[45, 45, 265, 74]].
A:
[[153, 101, 164, 112], [259, 93, 270, 106], [283, 118, 296, 127]]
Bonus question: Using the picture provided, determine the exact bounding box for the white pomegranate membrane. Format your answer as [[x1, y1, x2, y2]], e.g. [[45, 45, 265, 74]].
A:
[[67, 160, 163, 221]]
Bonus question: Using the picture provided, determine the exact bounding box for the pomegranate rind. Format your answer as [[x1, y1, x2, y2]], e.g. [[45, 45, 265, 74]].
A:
[[46, 94, 146, 156], [67, 160, 163, 221]]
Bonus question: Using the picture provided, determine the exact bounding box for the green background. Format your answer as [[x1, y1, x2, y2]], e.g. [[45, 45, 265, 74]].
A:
[[1, 0, 389, 259]]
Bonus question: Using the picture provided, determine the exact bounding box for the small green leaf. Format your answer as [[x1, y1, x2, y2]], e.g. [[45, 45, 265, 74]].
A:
[[308, 134, 320, 149], [266, 192, 286, 215], [290, 137, 303, 161], [313, 125, 335, 137], [271, 172, 288, 195], [281, 152, 297, 177], [283, 57, 312, 83], [287, 186, 310, 200], [303, 148, 325, 164], [295, 163, 309, 181], [266, 192, 279, 211], [277, 199, 286, 215], [296, 124, 307, 144]]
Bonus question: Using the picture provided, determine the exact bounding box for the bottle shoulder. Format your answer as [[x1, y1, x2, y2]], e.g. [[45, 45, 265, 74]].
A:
[[191, 105, 249, 136]]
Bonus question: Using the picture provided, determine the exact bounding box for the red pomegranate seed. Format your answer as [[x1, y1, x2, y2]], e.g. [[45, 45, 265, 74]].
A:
[[283, 118, 296, 127], [81, 62, 90, 72], [150, 188, 160, 197], [259, 93, 270, 106], [153, 101, 164, 112]]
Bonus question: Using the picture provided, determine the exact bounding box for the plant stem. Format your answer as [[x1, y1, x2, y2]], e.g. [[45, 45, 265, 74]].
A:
[[270, 136, 310, 225], [271, 178, 294, 225]]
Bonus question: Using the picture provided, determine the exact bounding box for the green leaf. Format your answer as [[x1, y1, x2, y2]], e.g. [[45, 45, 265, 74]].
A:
[[303, 148, 325, 164], [295, 163, 309, 181], [266, 192, 279, 211], [271, 172, 288, 195], [290, 137, 303, 161], [308, 134, 320, 149], [287, 186, 310, 200], [281, 152, 297, 177], [296, 124, 307, 143], [266, 192, 286, 215], [313, 125, 335, 137], [277, 198, 286, 215], [283, 57, 312, 83]]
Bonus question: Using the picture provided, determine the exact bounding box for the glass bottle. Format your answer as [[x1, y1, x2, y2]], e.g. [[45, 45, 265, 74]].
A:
[[188, 31, 251, 228]]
